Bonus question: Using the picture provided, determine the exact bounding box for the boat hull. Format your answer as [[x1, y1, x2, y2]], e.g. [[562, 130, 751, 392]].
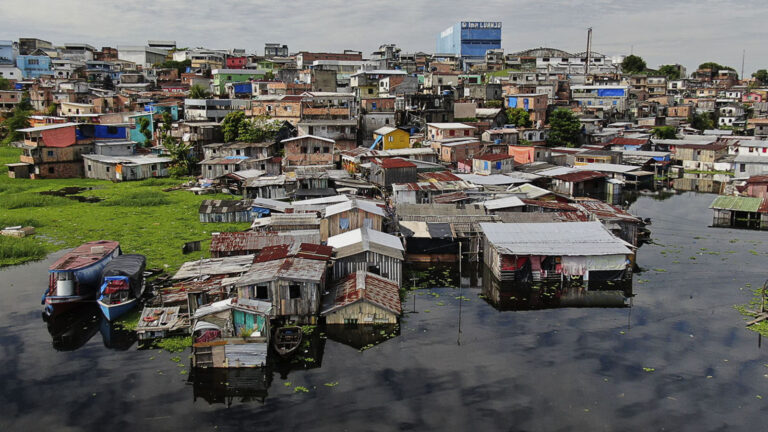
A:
[[97, 298, 138, 322]]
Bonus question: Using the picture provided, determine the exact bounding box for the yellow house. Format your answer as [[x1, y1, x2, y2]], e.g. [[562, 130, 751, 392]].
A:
[[374, 126, 409, 150]]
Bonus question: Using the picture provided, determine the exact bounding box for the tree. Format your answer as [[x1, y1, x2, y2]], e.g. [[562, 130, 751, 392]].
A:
[[621, 55, 647, 74], [153, 59, 192, 75], [484, 100, 502, 108], [1, 101, 32, 145], [236, 115, 281, 142], [0, 76, 11, 91], [652, 126, 677, 139], [505, 107, 532, 128], [689, 112, 715, 131], [102, 74, 114, 90], [221, 111, 246, 142], [658, 65, 681, 80], [188, 84, 210, 99], [546, 108, 582, 148], [264, 71, 275, 80], [752, 69, 768, 85], [137, 117, 153, 145], [162, 135, 196, 177]]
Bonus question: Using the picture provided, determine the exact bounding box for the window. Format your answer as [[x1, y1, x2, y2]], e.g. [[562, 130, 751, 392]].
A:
[[48, 167, 54, 174], [385, 119, 390, 125], [223, 165, 229, 170], [388, 136, 393, 142], [449, 130, 455, 136], [313, 147, 320, 153], [47, 150, 53, 156], [256, 284, 268, 299], [339, 217, 350, 230], [367, 88, 373, 94], [464, 130, 469, 136], [344, 318, 358, 325], [106, 166, 111, 172], [741, 164, 746, 172], [207, 165, 212, 171], [151, 165, 157, 170], [308, 126, 314, 134], [87, 165, 91, 171], [322, 146, 329, 153], [289, 284, 301, 299]]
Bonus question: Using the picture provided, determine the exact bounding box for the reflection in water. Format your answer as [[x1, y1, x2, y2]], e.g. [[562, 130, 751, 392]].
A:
[[324, 324, 399, 350], [672, 175, 725, 194], [271, 328, 326, 379], [99, 318, 137, 351], [44, 303, 102, 351], [189, 367, 272, 406], [481, 265, 632, 311]]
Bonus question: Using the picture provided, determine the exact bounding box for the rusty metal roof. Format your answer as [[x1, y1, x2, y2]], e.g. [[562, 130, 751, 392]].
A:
[[418, 171, 462, 182], [553, 171, 607, 182], [199, 199, 252, 214], [321, 271, 401, 316], [210, 231, 321, 253], [372, 157, 417, 169]]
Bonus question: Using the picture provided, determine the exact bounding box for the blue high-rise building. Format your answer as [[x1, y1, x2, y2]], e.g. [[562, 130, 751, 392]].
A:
[[436, 22, 502, 59]]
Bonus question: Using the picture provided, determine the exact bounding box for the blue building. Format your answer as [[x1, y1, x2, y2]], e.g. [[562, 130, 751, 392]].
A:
[[436, 21, 502, 59], [16, 55, 53, 78], [0, 40, 17, 65]]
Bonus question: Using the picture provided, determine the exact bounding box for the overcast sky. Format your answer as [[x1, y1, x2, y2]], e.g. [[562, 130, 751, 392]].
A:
[[3, 0, 767, 75]]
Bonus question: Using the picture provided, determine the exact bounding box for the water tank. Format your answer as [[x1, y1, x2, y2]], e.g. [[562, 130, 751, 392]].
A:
[[57, 279, 74, 296]]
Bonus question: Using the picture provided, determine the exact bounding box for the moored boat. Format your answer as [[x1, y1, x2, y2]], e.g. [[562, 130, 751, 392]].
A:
[[273, 326, 303, 356], [97, 254, 147, 321], [43, 240, 121, 315]]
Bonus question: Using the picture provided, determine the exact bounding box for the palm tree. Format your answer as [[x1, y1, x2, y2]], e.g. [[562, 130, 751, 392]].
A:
[[188, 84, 210, 99]]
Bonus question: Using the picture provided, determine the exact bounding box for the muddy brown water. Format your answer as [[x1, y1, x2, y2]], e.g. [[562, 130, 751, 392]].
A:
[[1, 192, 767, 431]]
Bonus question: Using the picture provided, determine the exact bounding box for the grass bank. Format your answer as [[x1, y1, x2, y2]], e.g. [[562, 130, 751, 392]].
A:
[[0, 147, 250, 271]]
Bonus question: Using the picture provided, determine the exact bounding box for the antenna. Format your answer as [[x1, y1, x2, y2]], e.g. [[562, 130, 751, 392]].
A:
[[741, 49, 745, 80], [585, 27, 593, 76]]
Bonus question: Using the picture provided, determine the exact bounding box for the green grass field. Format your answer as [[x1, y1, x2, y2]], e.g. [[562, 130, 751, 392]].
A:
[[0, 147, 250, 270]]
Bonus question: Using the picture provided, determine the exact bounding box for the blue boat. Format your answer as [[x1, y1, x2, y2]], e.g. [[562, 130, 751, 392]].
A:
[[43, 241, 121, 316], [97, 254, 146, 321]]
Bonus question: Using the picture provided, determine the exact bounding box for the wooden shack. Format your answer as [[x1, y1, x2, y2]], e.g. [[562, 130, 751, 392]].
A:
[[369, 157, 417, 188], [326, 227, 405, 285], [321, 199, 387, 240], [198, 199, 253, 223], [321, 272, 402, 325], [234, 244, 332, 323], [710, 195, 768, 230]]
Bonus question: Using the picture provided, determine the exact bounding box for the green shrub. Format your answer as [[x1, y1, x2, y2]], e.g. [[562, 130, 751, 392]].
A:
[[0, 194, 70, 209], [0, 236, 46, 263]]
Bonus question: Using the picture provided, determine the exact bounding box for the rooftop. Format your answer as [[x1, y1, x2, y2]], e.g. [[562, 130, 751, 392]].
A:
[[480, 221, 633, 256]]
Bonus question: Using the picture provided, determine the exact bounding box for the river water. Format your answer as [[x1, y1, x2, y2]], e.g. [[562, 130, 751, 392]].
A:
[[1, 192, 767, 431]]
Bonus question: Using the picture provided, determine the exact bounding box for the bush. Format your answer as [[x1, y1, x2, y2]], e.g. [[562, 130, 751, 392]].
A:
[[0, 216, 41, 228], [0, 236, 46, 262], [0, 194, 70, 209]]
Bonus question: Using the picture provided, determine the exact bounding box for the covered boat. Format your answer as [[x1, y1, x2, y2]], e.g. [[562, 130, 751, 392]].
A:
[[43, 240, 121, 315], [97, 254, 146, 321]]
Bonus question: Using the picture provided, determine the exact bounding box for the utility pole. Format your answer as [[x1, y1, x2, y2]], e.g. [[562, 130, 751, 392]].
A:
[[741, 49, 746, 81]]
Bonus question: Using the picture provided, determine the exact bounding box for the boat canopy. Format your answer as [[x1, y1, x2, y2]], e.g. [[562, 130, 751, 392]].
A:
[[100, 254, 146, 298]]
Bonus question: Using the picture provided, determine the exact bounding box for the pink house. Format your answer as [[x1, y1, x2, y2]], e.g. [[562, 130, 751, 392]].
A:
[[743, 92, 764, 103]]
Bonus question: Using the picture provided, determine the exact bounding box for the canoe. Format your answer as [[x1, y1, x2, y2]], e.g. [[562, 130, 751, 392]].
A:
[[273, 326, 302, 356]]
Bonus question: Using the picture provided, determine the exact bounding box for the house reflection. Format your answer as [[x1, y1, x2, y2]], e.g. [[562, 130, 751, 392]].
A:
[[99, 318, 137, 351], [481, 265, 632, 311], [324, 323, 400, 350], [189, 367, 272, 406]]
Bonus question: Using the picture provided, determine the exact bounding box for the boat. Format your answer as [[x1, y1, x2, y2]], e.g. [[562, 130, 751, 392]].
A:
[[42, 240, 121, 316], [273, 326, 303, 356], [96, 254, 147, 321]]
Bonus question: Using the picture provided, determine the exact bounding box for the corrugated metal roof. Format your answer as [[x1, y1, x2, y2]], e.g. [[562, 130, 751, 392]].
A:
[[327, 228, 404, 260], [574, 163, 642, 174], [483, 196, 525, 210], [199, 199, 252, 214], [709, 195, 765, 213], [418, 171, 462, 182], [210, 231, 321, 253], [456, 174, 528, 185], [553, 171, 607, 182], [236, 257, 326, 286], [173, 255, 255, 280], [480, 221, 633, 256], [324, 199, 387, 218], [372, 157, 417, 169], [321, 271, 401, 316]]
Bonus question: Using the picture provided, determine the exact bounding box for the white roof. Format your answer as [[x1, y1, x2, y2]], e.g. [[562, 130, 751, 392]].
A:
[[506, 183, 553, 198], [324, 199, 386, 218], [18, 122, 78, 133], [456, 174, 529, 186], [291, 194, 349, 207], [327, 227, 404, 252], [574, 163, 642, 174], [82, 154, 171, 165], [482, 196, 525, 210], [481, 221, 633, 256], [374, 126, 399, 135], [282, 134, 335, 144], [535, 166, 579, 177], [428, 123, 477, 130]]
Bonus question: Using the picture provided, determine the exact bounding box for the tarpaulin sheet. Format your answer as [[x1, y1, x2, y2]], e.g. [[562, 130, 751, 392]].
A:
[[597, 89, 625, 97]]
